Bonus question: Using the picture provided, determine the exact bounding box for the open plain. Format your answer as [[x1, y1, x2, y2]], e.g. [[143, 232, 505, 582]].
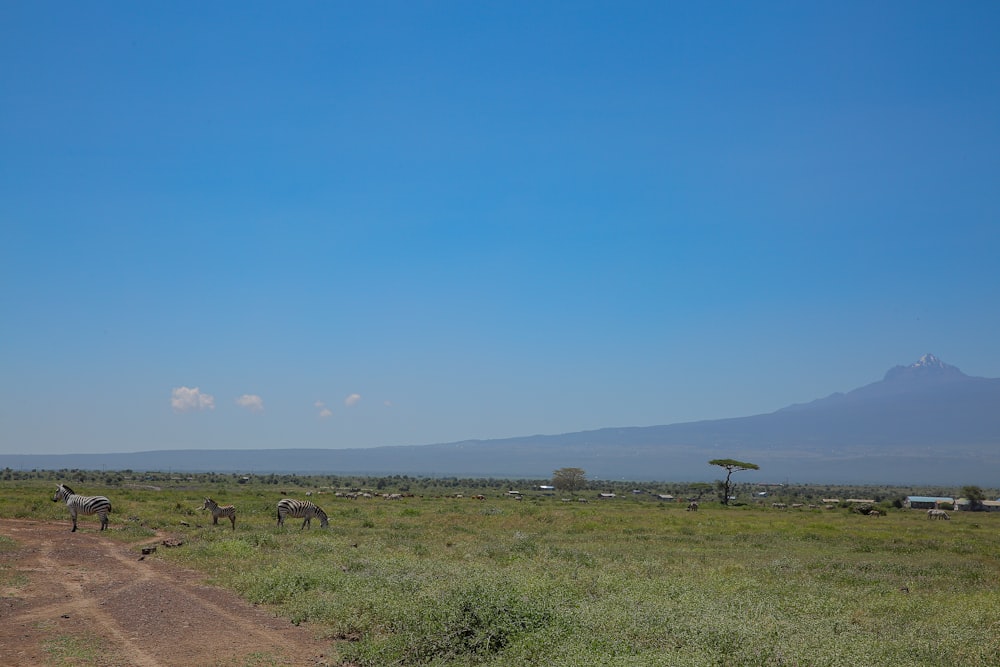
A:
[[2, 477, 999, 666]]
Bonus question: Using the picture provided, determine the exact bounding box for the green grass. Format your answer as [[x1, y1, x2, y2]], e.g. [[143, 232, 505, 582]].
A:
[[212, 651, 291, 667], [41, 632, 125, 666], [4, 478, 1000, 666]]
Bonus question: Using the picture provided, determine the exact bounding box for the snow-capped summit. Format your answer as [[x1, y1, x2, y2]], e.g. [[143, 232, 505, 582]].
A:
[[913, 353, 945, 368], [780, 353, 974, 411], [883, 353, 966, 383]]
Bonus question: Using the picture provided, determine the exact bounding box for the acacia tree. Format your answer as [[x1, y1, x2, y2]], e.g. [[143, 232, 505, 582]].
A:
[[709, 459, 760, 505], [962, 485, 986, 511], [552, 467, 587, 492]]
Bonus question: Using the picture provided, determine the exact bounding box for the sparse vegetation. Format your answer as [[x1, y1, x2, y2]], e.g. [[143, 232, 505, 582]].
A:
[[2, 473, 1000, 666], [42, 633, 122, 666]]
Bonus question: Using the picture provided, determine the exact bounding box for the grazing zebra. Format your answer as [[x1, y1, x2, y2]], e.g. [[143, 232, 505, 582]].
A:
[[927, 509, 951, 520], [52, 484, 111, 532], [200, 497, 236, 530], [277, 498, 329, 529], [686, 501, 699, 511]]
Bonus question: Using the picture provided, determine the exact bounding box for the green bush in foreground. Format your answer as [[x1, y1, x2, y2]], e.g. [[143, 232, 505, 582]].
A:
[[344, 578, 560, 665]]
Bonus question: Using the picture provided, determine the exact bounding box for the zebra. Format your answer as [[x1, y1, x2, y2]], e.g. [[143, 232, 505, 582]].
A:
[[277, 498, 329, 529], [200, 497, 236, 530], [52, 484, 111, 532], [928, 509, 951, 520]]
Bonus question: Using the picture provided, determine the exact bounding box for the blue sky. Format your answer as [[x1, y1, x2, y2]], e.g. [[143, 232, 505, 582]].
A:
[[2, 2, 999, 455]]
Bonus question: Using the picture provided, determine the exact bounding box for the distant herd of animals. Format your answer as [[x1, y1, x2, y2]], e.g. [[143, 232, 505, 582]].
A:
[[50, 483, 957, 532], [51, 483, 329, 532]]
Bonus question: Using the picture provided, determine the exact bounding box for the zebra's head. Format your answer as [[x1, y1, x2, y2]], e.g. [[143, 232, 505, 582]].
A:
[[318, 508, 329, 528], [200, 498, 215, 510], [53, 484, 73, 502]]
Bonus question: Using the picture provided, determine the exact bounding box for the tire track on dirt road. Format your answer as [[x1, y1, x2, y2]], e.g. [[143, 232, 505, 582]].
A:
[[0, 519, 332, 666]]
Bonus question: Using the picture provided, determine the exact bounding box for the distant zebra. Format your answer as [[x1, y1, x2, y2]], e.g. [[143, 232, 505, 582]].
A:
[[277, 498, 329, 529], [52, 484, 111, 532], [200, 497, 236, 530], [928, 509, 951, 520]]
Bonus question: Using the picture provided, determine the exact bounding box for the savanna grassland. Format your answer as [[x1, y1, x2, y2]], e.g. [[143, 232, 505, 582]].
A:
[[3, 474, 999, 666]]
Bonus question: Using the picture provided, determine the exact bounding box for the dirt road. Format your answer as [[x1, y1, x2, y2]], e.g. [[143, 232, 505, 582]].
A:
[[0, 519, 334, 666]]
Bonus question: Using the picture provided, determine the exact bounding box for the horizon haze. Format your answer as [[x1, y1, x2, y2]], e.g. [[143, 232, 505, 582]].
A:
[[2, 353, 998, 486]]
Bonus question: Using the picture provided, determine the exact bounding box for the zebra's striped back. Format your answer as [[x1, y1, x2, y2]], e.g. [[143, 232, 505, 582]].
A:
[[53, 484, 111, 532], [201, 497, 237, 530], [277, 498, 329, 529]]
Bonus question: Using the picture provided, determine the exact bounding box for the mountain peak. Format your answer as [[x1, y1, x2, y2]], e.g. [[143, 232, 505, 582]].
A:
[[914, 353, 945, 368], [883, 353, 966, 383]]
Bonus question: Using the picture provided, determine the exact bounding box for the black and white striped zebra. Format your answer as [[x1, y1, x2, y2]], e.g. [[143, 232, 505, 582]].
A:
[[276, 498, 329, 529], [52, 484, 111, 532], [200, 497, 236, 530]]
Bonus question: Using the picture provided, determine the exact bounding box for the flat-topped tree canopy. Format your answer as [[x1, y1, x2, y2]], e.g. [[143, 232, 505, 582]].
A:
[[709, 459, 760, 505]]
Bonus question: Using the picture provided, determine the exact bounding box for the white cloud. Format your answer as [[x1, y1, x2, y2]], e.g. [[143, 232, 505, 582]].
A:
[[318, 408, 333, 419], [314, 400, 325, 408], [345, 393, 361, 407], [171, 386, 215, 413], [236, 394, 264, 412]]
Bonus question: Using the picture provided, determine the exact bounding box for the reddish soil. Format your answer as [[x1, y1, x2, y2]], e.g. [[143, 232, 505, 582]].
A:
[[0, 519, 336, 666]]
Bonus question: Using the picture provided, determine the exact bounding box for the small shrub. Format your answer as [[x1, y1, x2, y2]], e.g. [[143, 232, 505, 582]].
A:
[[236, 566, 329, 606], [0, 535, 18, 553], [346, 579, 557, 664]]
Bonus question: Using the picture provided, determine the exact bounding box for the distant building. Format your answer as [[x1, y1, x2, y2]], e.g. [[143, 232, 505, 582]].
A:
[[904, 496, 953, 510], [955, 498, 1000, 512]]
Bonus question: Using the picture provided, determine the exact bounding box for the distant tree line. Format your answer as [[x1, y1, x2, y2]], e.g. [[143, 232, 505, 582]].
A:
[[2, 467, 995, 503]]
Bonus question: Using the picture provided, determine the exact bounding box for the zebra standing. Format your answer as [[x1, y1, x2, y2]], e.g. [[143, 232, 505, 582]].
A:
[[200, 497, 237, 530], [52, 484, 111, 532], [277, 498, 329, 529]]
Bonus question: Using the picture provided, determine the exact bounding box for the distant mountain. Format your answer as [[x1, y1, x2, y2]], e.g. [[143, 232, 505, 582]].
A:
[[780, 353, 972, 407], [3, 355, 998, 485]]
